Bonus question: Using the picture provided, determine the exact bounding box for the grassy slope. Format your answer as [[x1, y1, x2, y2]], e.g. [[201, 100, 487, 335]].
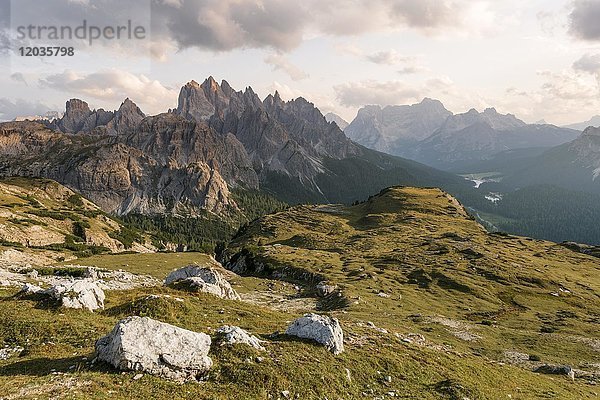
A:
[[1, 187, 599, 398], [0, 177, 138, 256], [224, 187, 600, 398]]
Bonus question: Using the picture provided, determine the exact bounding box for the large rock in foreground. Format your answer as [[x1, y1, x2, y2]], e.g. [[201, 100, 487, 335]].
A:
[[285, 313, 344, 355], [47, 280, 105, 311], [95, 316, 212, 382], [165, 264, 240, 300]]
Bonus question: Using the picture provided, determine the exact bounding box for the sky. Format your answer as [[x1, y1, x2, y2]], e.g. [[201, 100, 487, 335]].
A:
[[1, 0, 600, 125]]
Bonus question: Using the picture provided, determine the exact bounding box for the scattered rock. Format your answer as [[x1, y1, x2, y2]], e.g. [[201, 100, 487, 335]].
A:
[[165, 265, 240, 300], [216, 325, 266, 351], [46, 280, 105, 311], [503, 350, 530, 365], [18, 283, 45, 295], [535, 364, 573, 376], [459, 248, 484, 260], [316, 281, 338, 297], [285, 313, 344, 355], [0, 346, 24, 360], [95, 316, 212, 382], [365, 321, 389, 334]]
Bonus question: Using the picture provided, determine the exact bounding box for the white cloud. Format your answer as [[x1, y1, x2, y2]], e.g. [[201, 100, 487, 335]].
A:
[[4, 0, 503, 56], [264, 54, 309, 81], [334, 80, 423, 107], [365, 50, 411, 66], [538, 70, 598, 100], [333, 75, 464, 108], [499, 69, 600, 124], [10, 73, 28, 85], [569, 0, 600, 41], [573, 53, 600, 85], [0, 98, 53, 121], [398, 65, 428, 75], [38, 69, 178, 114]]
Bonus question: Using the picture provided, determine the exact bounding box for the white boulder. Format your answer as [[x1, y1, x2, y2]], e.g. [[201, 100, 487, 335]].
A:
[[46, 280, 105, 311], [95, 316, 212, 382], [285, 313, 344, 355], [165, 265, 240, 300], [216, 325, 265, 351]]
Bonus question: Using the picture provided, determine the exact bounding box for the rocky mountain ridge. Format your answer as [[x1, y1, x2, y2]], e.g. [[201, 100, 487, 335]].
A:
[[0, 77, 472, 215]]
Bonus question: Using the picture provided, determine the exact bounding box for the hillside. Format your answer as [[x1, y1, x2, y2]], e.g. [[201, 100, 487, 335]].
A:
[[0, 178, 150, 262], [1, 187, 599, 398], [501, 127, 600, 195], [221, 186, 600, 397]]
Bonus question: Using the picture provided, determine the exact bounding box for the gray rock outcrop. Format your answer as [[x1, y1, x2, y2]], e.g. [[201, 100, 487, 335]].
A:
[[95, 316, 212, 382], [165, 264, 240, 300], [285, 313, 344, 354], [46, 279, 105, 311], [19, 282, 45, 295], [216, 325, 265, 351], [56, 99, 93, 133], [316, 281, 338, 297]]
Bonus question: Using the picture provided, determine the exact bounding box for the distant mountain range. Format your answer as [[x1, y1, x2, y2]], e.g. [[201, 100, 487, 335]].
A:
[[563, 116, 600, 131], [345, 100, 580, 170], [0, 77, 472, 216], [345, 98, 452, 155]]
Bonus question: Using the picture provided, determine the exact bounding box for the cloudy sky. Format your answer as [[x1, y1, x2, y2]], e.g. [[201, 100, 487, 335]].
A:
[[1, 0, 600, 125]]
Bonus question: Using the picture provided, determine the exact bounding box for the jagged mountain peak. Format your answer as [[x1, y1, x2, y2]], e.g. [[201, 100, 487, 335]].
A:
[[184, 80, 200, 88], [202, 76, 219, 89], [263, 90, 285, 110], [221, 79, 234, 95], [324, 112, 349, 130], [107, 98, 146, 135], [118, 98, 144, 114], [65, 98, 91, 113]]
